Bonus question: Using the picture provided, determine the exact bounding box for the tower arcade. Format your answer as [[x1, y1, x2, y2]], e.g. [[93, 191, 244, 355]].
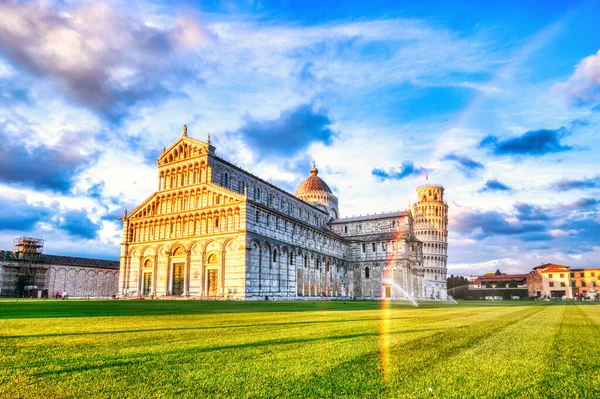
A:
[[412, 183, 448, 299]]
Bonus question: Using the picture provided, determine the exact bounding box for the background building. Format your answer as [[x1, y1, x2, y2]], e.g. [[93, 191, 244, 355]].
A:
[[118, 128, 448, 300], [0, 237, 119, 298], [465, 263, 600, 300]]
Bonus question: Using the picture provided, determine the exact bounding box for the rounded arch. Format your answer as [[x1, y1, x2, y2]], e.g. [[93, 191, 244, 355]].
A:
[[223, 238, 239, 253], [206, 252, 220, 264], [141, 246, 156, 257], [203, 239, 222, 253]]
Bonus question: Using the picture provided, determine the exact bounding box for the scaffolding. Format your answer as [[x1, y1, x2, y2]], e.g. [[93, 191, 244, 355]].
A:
[[0, 237, 47, 298], [13, 236, 44, 259]]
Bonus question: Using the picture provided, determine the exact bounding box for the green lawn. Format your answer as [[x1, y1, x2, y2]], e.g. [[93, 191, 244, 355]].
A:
[[1, 300, 598, 398]]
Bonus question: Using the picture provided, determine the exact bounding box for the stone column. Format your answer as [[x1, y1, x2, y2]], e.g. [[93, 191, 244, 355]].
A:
[[138, 255, 143, 296], [165, 252, 172, 296], [151, 253, 158, 297], [200, 251, 206, 296], [184, 249, 191, 297], [221, 249, 226, 297]]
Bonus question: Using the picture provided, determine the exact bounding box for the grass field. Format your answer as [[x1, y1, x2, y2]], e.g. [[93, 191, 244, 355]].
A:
[[1, 300, 599, 398]]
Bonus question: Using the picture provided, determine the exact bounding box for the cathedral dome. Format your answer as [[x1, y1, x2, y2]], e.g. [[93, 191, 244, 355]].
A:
[[295, 165, 332, 195]]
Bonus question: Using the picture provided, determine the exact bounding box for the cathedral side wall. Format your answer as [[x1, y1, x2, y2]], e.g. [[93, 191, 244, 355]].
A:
[[244, 203, 348, 299], [331, 214, 424, 299]]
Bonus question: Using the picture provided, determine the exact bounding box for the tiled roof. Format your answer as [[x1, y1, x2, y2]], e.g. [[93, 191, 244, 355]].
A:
[[0, 250, 119, 270], [331, 211, 410, 223], [474, 274, 527, 282], [295, 166, 333, 195], [532, 263, 570, 270]]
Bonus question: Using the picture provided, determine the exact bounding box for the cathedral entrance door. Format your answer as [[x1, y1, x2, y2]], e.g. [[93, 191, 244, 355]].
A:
[[172, 263, 185, 296], [385, 285, 391, 298], [208, 269, 218, 296], [143, 272, 152, 295]]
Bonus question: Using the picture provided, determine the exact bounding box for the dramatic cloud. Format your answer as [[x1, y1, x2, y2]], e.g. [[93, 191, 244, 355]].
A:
[[0, 1, 208, 121], [0, 195, 102, 239], [550, 175, 600, 191], [556, 49, 600, 105], [236, 104, 337, 159], [479, 128, 572, 156], [57, 209, 102, 240], [442, 153, 484, 177], [565, 198, 600, 211], [0, 128, 96, 194], [453, 209, 548, 240], [513, 202, 549, 221], [0, 126, 95, 194], [372, 162, 426, 181], [479, 179, 514, 193], [0, 195, 53, 232]]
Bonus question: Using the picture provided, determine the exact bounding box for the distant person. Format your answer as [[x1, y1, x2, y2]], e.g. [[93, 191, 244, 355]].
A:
[[62, 290, 68, 300], [55, 291, 60, 299]]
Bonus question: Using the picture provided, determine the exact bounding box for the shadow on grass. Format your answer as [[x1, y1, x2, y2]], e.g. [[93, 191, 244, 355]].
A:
[[29, 327, 447, 377], [269, 306, 549, 399], [0, 299, 560, 320], [2, 316, 412, 339]]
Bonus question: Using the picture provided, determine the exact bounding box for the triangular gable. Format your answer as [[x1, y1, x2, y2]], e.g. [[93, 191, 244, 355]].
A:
[[126, 180, 245, 221], [127, 192, 159, 219], [157, 134, 212, 166]]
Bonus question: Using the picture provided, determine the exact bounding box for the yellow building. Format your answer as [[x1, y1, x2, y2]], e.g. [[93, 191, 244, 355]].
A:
[[570, 268, 600, 299]]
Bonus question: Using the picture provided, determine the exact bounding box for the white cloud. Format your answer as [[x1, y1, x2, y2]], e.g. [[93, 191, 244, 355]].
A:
[[555, 49, 600, 105]]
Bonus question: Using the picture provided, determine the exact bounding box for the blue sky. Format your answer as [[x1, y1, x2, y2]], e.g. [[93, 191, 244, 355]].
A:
[[0, 0, 599, 275]]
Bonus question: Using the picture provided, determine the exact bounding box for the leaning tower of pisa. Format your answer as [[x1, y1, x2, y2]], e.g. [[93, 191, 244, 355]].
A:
[[412, 181, 448, 299]]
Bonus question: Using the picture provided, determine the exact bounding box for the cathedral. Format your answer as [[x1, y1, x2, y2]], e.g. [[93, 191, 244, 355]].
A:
[[118, 127, 448, 300]]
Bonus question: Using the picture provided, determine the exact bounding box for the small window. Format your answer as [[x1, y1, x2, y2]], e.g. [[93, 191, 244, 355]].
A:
[[560, 282, 566, 287], [365, 267, 370, 279], [549, 282, 554, 287], [382, 242, 386, 251], [570, 273, 575, 278], [560, 273, 564, 278], [592, 272, 596, 277], [372, 243, 376, 252], [273, 250, 277, 263], [548, 274, 553, 278], [582, 281, 587, 287], [215, 218, 219, 228], [580, 272, 584, 277], [344, 225, 348, 234], [256, 210, 260, 223], [362, 244, 366, 253]]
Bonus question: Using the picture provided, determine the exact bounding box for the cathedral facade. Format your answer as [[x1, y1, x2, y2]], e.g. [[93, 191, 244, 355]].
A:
[[118, 128, 448, 300]]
